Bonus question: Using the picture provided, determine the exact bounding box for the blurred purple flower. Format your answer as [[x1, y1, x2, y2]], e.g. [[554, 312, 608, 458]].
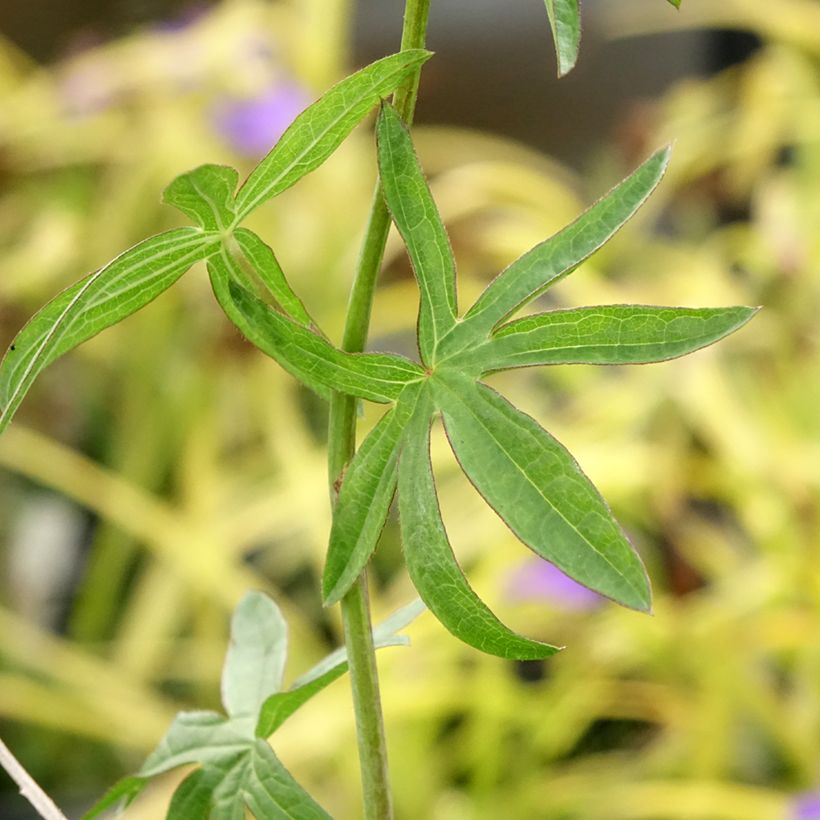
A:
[[60, 64, 116, 116], [793, 792, 820, 820], [213, 83, 311, 158], [507, 557, 603, 611]]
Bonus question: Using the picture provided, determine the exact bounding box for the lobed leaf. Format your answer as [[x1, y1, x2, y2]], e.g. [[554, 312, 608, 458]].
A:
[[432, 372, 651, 612], [436, 147, 672, 359], [166, 765, 227, 819], [398, 388, 560, 660], [221, 592, 288, 720], [377, 103, 458, 365], [233, 229, 313, 327], [323, 381, 425, 606], [163, 164, 239, 231], [209, 251, 425, 402], [139, 712, 251, 778], [0, 228, 219, 435], [544, 0, 581, 77], [242, 740, 331, 820], [449, 305, 758, 373], [235, 49, 433, 220]]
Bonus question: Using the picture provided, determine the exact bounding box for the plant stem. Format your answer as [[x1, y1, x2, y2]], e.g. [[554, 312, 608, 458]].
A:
[[0, 737, 68, 820], [327, 1, 430, 817]]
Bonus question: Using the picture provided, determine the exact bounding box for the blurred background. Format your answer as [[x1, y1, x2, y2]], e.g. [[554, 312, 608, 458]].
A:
[[0, 0, 818, 817]]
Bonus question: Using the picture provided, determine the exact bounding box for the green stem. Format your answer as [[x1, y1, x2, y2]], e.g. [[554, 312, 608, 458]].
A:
[[327, 1, 430, 817]]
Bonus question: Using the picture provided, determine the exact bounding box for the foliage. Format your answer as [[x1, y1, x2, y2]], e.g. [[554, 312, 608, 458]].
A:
[[3, 0, 816, 817]]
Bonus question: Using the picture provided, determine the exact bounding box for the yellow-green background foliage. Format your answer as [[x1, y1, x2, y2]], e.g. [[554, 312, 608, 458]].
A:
[[1, 1, 818, 817]]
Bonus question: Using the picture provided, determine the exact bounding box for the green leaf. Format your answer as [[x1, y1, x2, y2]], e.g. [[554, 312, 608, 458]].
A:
[[256, 598, 425, 737], [166, 765, 226, 819], [221, 591, 288, 720], [450, 305, 758, 373], [398, 388, 560, 660], [436, 147, 671, 359], [242, 739, 331, 820], [432, 372, 651, 611], [544, 0, 581, 77], [667, 0, 681, 8], [377, 103, 458, 365], [233, 229, 314, 327], [163, 165, 239, 231], [0, 228, 219, 435], [323, 381, 424, 606], [208, 252, 424, 402], [89, 592, 422, 817], [256, 665, 348, 739], [235, 50, 433, 220], [80, 776, 147, 819], [139, 712, 252, 778]]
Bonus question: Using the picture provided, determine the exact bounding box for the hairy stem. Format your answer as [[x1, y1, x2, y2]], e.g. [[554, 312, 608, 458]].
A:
[[327, 1, 431, 817]]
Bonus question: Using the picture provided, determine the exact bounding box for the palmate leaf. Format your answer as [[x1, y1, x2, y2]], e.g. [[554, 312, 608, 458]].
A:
[[433, 372, 651, 611], [398, 387, 560, 659], [208, 248, 424, 403], [322, 381, 425, 606], [435, 145, 672, 360], [448, 305, 758, 374], [234, 49, 432, 221], [362, 105, 757, 659], [0, 228, 220, 435], [377, 103, 458, 365], [83, 593, 424, 819]]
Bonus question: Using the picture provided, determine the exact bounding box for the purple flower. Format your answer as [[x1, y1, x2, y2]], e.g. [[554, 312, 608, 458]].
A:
[[212, 83, 311, 158], [793, 792, 820, 820], [506, 558, 603, 611]]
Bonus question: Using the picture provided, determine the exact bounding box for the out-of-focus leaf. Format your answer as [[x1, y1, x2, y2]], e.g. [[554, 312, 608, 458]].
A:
[[377, 103, 458, 364], [221, 592, 288, 720], [450, 305, 758, 373], [233, 229, 313, 327], [239, 740, 331, 820], [256, 666, 348, 740], [432, 372, 652, 612], [398, 388, 560, 659], [0, 228, 219, 435], [85, 592, 422, 816], [139, 712, 251, 777], [256, 598, 426, 737], [209, 253, 424, 402], [436, 147, 672, 359], [235, 50, 433, 220], [544, 0, 581, 76], [323, 381, 424, 606], [166, 765, 226, 819], [80, 776, 147, 819], [163, 164, 239, 231]]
